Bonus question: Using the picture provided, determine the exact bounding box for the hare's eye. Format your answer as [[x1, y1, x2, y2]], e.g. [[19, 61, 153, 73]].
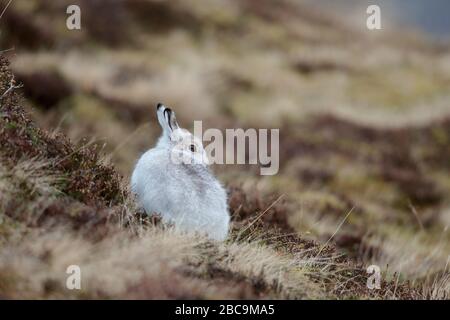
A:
[[189, 144, 196, 152]]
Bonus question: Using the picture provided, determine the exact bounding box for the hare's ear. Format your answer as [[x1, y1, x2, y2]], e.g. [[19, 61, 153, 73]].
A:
[[156, 103, 179, 136]]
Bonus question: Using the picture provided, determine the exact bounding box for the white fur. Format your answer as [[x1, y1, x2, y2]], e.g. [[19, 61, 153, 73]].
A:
[[131, 104, 230, 241]]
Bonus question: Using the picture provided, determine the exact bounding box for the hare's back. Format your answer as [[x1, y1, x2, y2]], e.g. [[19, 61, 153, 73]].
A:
[[132, 148, 169, 192]]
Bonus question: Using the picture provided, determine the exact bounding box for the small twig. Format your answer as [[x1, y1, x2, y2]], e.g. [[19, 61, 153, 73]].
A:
[[105, 123, 150, 161], [392, 272, 401, 299], [1, 75, 23, 99], [51, 136, 98, 167], [408, 200, 424, 231], [0, 46, 15, 54], [236, 194, 285, 242], [314, 206, 355, 260], [0, 0, 13, 20]]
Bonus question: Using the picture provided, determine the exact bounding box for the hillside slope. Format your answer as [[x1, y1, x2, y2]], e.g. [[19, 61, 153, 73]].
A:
[[0, 56, 423, 299]]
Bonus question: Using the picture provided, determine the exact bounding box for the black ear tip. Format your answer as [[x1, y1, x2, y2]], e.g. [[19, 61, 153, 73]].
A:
[[156, 103, 164, 110]]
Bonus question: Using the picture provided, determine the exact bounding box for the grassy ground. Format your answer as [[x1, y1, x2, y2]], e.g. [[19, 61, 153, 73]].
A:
[[0, 0, 449, 299]]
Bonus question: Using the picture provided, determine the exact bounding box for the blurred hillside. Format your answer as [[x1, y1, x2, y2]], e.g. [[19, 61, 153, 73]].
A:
[[0, 0, 449, 299]]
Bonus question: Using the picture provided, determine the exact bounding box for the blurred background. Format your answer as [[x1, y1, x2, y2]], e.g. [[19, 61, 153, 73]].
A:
[[308, 0, 450, 40], [1, 0, 449, 290]]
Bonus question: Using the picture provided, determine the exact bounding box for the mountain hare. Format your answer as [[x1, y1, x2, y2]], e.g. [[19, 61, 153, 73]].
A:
[[131, 103, 230, 241]]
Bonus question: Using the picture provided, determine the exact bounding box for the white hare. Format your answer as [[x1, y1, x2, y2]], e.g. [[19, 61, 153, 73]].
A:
[[131, 103, 230, 241]]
